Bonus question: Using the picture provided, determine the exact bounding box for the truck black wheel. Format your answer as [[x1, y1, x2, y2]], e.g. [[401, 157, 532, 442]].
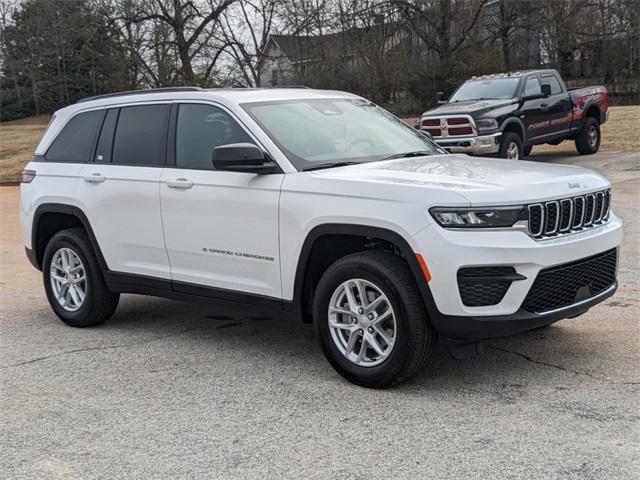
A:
[[43, 228, 119, 327], [312, 250, 436, 388], [523, 145, 533, 157], [498, 133, 523, 160], [575, 117, 600, 155]]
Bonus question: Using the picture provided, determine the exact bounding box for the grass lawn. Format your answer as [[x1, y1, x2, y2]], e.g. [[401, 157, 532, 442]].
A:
[[0, 107, 638, 184]]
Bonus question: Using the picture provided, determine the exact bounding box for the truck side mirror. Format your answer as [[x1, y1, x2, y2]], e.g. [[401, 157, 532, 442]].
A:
[[436, 91, 447, 105]]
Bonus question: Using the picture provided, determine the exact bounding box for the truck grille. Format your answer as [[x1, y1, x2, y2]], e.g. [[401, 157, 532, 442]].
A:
[[521, 249, 617, 313], [528, 189, 610, 239], [421, 116, 475, 138]]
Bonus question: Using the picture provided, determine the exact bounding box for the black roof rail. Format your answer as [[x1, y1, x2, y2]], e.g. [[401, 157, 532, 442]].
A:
[[76, 87, 203, 104], [269, 85, 311, 89]]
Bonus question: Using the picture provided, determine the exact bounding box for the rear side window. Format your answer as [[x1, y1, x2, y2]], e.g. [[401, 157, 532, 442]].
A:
[[175, 104, 254, 170], [45, 110, 103, 162], [112, 105, 170, 166], [541, 75, 562, 95]]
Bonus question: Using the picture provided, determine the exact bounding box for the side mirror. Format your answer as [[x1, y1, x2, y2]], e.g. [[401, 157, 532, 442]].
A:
[[541, 84, 551, 97], [436, 91, 447, 105], [212, 143, 279, 174]]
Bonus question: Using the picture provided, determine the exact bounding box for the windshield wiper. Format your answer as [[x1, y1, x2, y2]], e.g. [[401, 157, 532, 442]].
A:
[[382, 151, 433, 161], [303, 161, 360, 171]]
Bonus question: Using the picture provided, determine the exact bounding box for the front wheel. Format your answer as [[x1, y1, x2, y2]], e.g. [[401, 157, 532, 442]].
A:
[[575, 117, 601, 154], [498, 132, 523, 160], [43, 228, 119, 327], [312, 251, 436, 388]]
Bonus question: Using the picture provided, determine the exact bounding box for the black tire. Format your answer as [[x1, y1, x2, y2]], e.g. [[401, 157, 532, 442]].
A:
[[498, 132, 523, 160], [575, 116, 601, 155], [523, 145, 533, 157], [312, 251, 436, 388], [43, 228, 119, 327]]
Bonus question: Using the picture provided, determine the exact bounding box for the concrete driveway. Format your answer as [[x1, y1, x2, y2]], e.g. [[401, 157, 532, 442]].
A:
[[1, 151, 638, 479]]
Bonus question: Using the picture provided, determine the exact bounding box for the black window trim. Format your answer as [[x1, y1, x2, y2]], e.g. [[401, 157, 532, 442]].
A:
[[43, 108, 106, 164], [166, 100, 280, 172], [109, 102, 172, 168], [91, 107, 120, 164]]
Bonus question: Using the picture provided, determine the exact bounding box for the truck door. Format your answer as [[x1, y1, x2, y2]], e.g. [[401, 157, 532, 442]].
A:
[[520, 76, 548, 143], [538, 73, 572, 139]]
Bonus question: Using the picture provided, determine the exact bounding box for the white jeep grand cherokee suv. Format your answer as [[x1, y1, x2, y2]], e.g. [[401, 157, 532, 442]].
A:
[[20, 87, 622, 387]]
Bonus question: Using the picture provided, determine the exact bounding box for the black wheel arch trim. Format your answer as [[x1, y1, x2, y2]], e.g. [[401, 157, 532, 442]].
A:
[[31, 203, 110, 272], [499, 117, 526, 143], [580, 98, 602, 129], [286, 223, 442, 320]]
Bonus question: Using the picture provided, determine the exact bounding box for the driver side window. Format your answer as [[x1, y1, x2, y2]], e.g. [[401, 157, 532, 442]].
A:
[[524, 77, 542, 97], [176, 104, 254, 170]]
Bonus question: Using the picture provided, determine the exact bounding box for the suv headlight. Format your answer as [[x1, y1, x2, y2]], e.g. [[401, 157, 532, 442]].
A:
[[476, 118, 499, 132], [430, 206, 524, 228]]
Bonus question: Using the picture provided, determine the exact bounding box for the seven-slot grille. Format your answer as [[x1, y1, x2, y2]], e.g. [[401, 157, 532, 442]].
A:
[[528, 189, 611, 239], [421, 116, 475, 138]]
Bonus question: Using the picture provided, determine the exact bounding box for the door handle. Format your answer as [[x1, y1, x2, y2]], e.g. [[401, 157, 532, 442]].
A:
[[83, 173, 105, 183], [166, 178, 193, 189], [540, 103, 548, 108]]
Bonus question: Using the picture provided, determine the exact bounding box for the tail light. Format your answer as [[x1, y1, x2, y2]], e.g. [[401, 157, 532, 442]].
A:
[[21, 169, 36, 183]]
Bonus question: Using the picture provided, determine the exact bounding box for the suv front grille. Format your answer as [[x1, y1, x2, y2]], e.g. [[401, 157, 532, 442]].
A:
[[521, 249, 617, 313], [528, 189, 610, 239]]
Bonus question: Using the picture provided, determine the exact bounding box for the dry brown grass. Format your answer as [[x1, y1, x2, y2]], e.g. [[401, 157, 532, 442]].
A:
[[0, 107, 638, 183], [403, 105, 640, 154], [0, 116, 51, 183]]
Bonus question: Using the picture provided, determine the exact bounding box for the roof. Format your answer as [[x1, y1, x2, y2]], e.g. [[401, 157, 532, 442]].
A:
[[470, 69, 558, 80], [59, 87, 360, 115], [268, 24, 399, 63]]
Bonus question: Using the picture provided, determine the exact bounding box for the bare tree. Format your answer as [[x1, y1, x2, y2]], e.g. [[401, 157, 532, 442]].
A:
[[220, 0, 279, 86], [124, 0, 237, 85], [392, 0, 489, 64]]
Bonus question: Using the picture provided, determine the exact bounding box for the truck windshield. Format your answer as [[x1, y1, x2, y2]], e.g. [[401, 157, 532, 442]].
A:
[[449, 78, 520, 102], [241, 98, 441, 171]]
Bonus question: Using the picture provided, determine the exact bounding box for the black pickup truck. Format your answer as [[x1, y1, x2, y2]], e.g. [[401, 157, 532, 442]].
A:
[[419, 69, 608, 160]]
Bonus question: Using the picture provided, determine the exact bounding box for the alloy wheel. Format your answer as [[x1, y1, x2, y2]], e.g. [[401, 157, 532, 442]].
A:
[[506, 141, 519, 160], [50, 247, 87, 312], [588, 124, 598, 148], [327, 278, 397, 367]]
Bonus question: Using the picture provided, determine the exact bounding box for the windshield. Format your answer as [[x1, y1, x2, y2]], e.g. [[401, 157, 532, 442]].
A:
[[449, 78, 520, 102], [241, 98, 441, 171]]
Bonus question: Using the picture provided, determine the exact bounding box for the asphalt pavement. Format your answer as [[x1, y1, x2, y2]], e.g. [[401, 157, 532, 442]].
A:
[[1, 150, 638, 479]]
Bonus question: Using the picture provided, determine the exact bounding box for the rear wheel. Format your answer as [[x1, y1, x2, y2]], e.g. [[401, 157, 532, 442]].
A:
[[575, 117, 600, 154], [312, 251, 436, 388], [498, 132, 523, 160], [43, 228, 119, 327]]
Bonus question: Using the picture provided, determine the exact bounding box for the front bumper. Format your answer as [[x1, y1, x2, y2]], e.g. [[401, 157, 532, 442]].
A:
[[411, 213, 623, 339], [433, 132, 501, 155]]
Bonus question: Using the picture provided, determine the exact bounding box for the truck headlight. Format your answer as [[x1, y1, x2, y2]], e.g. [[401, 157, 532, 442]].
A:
[[430, 207, 524, 228], [476, 118, 499, 132]]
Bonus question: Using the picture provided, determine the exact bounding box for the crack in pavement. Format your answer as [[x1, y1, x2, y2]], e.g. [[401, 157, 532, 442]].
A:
[[486, 346, 638, 385], [1, 327, 200, 369]]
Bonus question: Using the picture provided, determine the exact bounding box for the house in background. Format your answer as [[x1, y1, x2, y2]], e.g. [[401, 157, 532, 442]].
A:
[[258, 24, 410, 90]]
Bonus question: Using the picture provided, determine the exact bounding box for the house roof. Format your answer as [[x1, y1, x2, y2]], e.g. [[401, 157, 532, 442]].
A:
[[268, 24, 399, 63]]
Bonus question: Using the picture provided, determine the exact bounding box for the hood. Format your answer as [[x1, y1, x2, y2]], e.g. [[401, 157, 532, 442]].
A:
[[422, 99, 516, 118], [310, 155, 610, 205]]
